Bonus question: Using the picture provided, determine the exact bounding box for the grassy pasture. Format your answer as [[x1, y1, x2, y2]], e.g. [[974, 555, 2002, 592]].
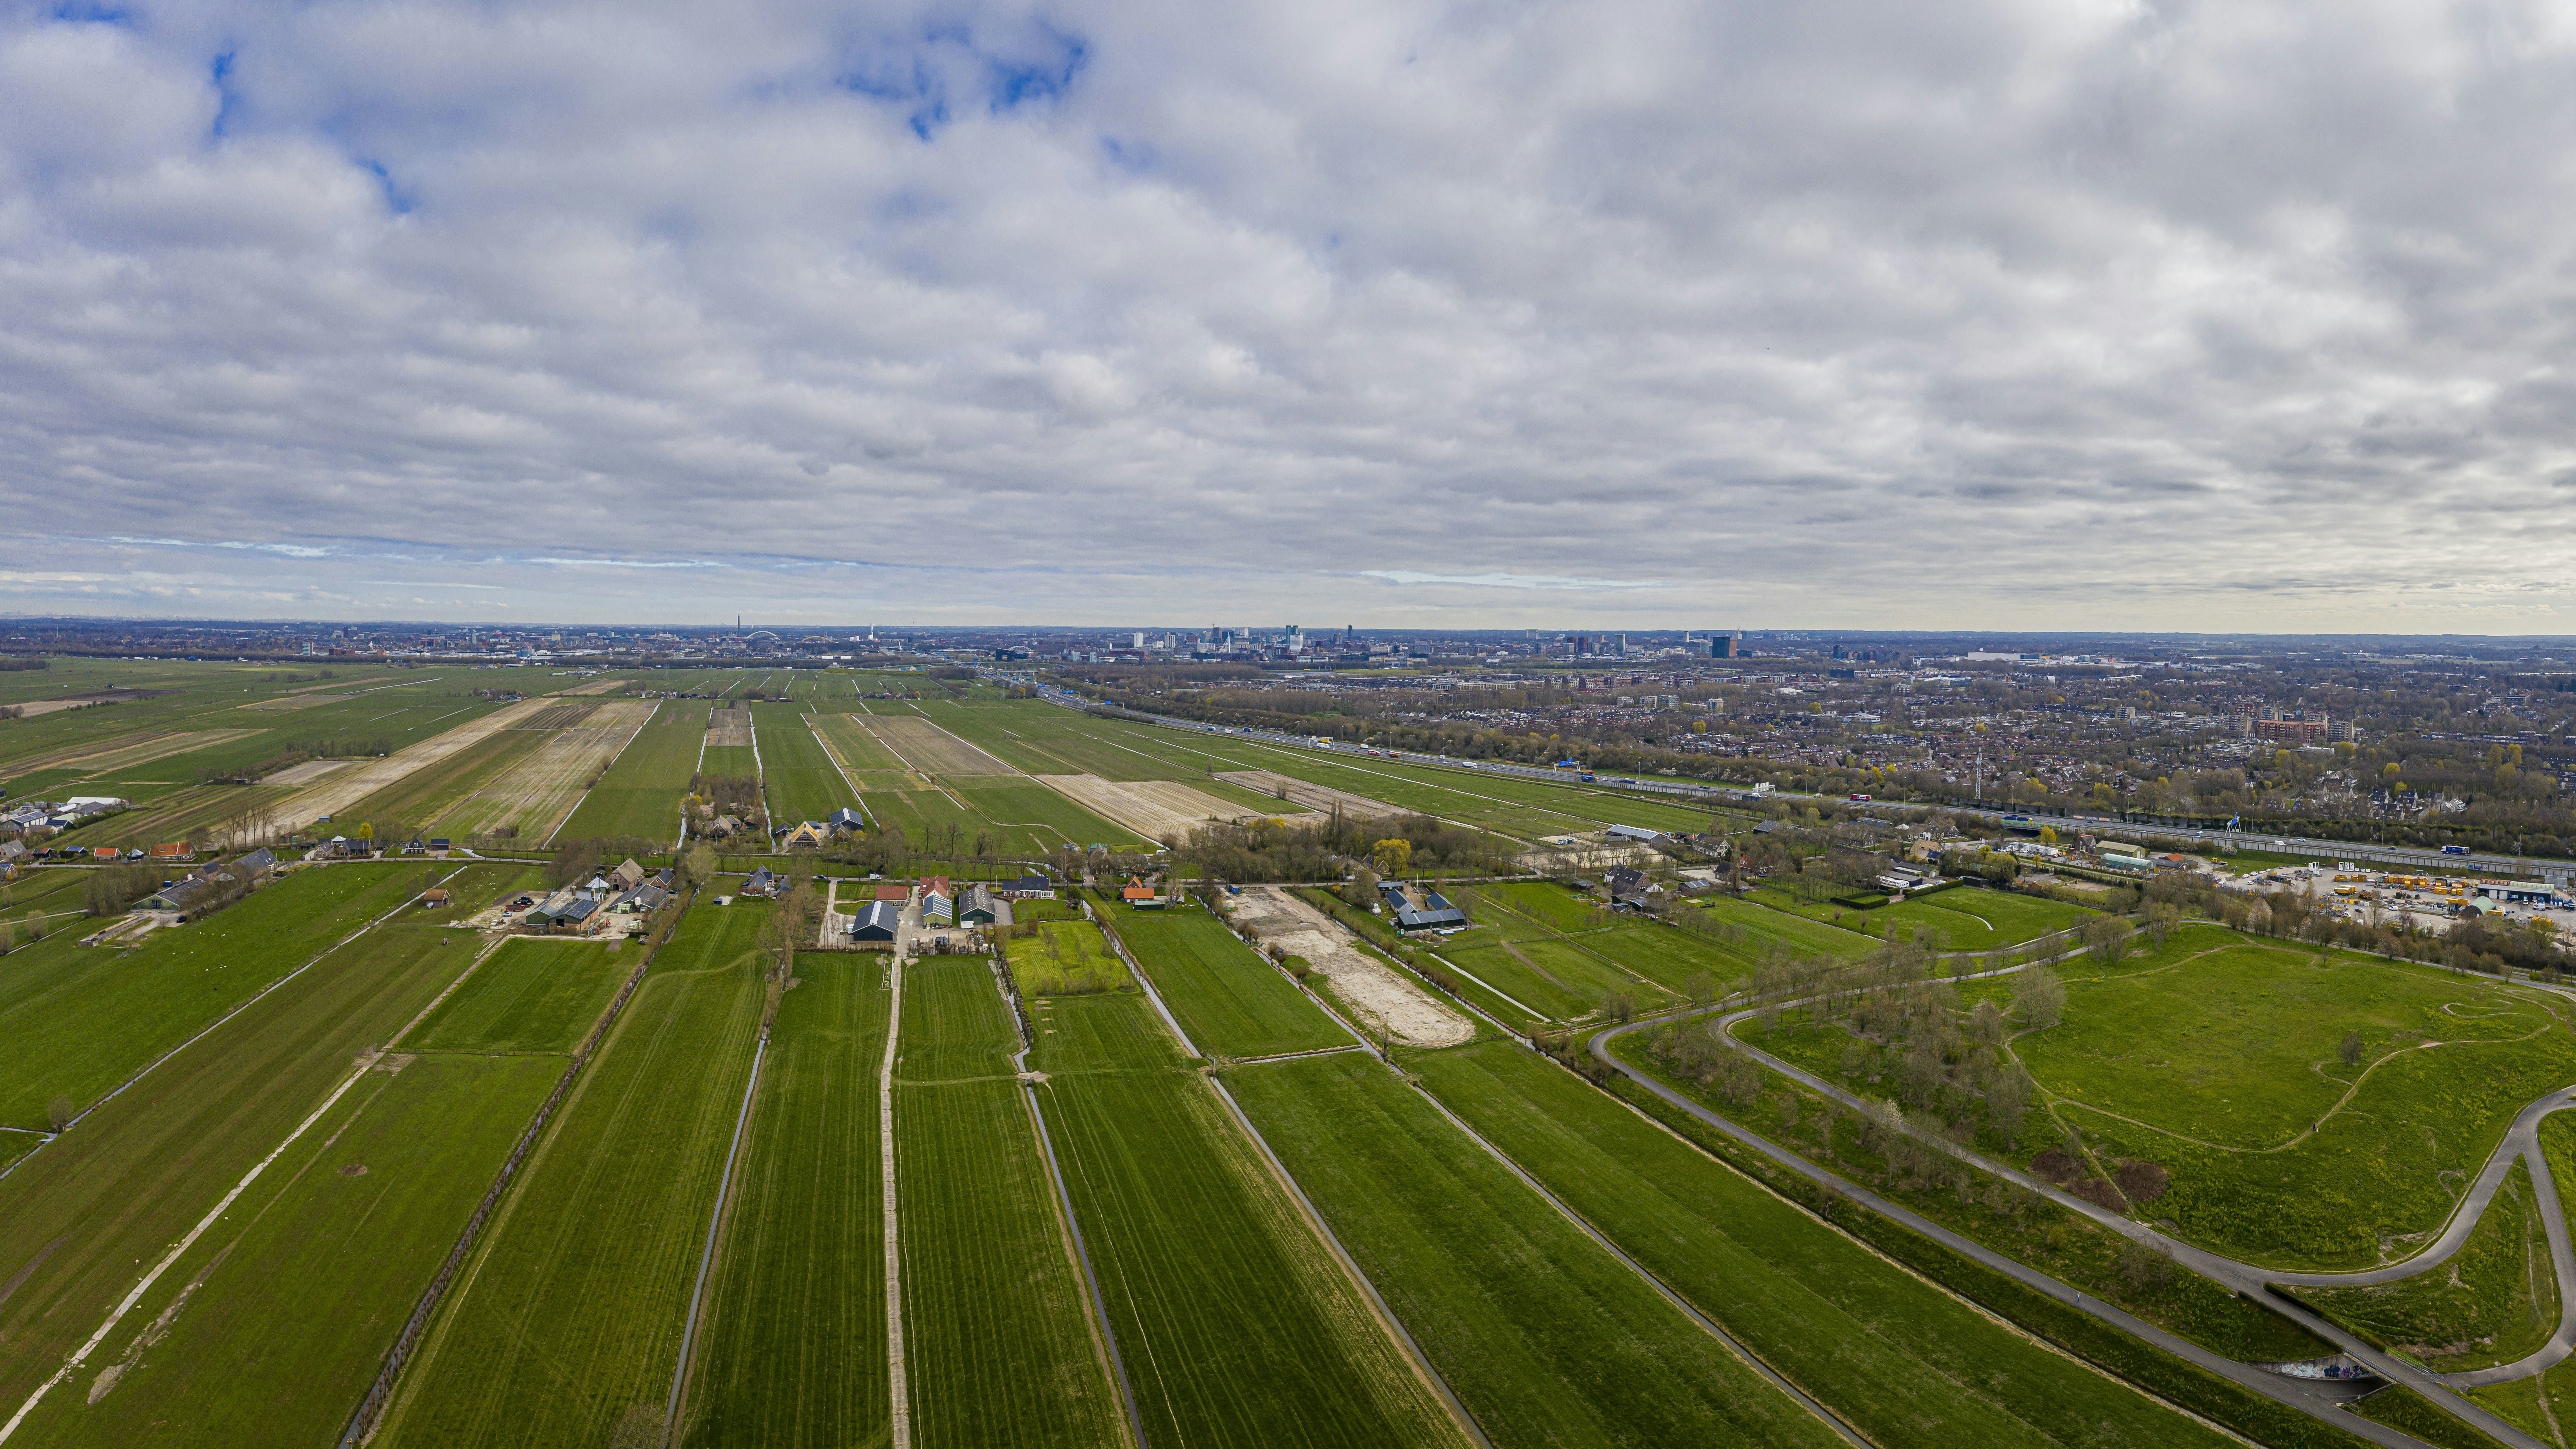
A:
[[956, 780, 1143, 852], [0, 861, 467, 1130], [1224, 1050, 1847, 1449], [1412, 1041, 2238, 1449], [558, 700, 707, 842], [378, 904, 771, 1448], [1430, 934, 1641, 1022], [1689, 896, 1879, 960], [895, 957, 1128, 1448], [698, 744, 759, 779], [2301, 1162, 2557, 1373], [2468, 1114, 2576, 1441], [0, 920, 491, 1412], [1030, 992, 1467, 1449], [401, 937, 630, 1054], [1014, 920, 1132, 996], [1788, 888, 2095, 953], [9, 1053, 561, 1449], [1107, 902, 1350, 1057], [686, 956, 891, 1448]]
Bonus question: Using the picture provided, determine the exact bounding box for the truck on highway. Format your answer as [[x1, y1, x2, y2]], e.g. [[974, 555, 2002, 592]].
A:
[[2442, 844, 2471, 855]]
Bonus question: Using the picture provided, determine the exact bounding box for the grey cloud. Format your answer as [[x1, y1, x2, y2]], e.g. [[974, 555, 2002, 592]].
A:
[[3, 0, 2576, 629]]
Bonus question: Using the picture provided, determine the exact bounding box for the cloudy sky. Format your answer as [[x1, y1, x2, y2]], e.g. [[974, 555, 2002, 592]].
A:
[[4, 0, 2575, 632]]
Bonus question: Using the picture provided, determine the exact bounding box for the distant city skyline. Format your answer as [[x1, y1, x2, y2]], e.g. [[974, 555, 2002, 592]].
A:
[[7, 2, 2576, 628]]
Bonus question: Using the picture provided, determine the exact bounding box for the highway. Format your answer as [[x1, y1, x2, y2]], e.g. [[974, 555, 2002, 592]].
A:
[[1004, 679, 2572, 883]]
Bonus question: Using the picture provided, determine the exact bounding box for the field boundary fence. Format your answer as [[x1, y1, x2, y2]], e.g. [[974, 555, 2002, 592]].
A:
[[336, 890, 697, 1447]]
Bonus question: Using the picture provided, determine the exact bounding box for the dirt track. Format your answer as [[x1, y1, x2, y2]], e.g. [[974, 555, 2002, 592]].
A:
[[1231, 889, 1472, 1047]]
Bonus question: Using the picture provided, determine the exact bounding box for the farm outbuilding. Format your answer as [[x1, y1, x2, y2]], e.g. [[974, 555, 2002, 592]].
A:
[[851, 901, 901, 945]]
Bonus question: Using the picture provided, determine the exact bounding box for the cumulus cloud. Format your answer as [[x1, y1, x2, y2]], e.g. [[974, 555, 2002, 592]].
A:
[[3, 0, 2574, 628]]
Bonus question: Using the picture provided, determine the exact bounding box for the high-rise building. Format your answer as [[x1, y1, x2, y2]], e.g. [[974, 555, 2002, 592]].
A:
[[1710, 634, 1738, 659]]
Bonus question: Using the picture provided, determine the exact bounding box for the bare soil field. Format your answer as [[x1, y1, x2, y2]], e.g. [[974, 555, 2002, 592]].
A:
[[438, 700, 657, 839], [263, 757, 353, 786], [1035, 773, 1305, 840], [265, 698, 552, 834], [862, 715, 1018, 776], [239, 694, 357, 711], [511, 701, 600, 731], [3, 727, 263, 774], [1232, 888, 1474, 1047], [706, 706, 753, 748], [1216, 769, 1404, 819], [555, 677, 630, 695]]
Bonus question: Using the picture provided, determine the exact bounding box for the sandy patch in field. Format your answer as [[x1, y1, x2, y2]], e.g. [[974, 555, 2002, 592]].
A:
[[1035, 773, 1299, 840], [705, 707, 753, 748], [240, 694, 355, 710], [261, 697, 554, 838], [264, 757, 351, 785], [1215, 769, 1402, 819], [862, 715, 1018, 776], [11, 699, 100, 717], [1231, 888, 1473, 1047], [557, 677, 630, 695], [441, 700, 657, 838]]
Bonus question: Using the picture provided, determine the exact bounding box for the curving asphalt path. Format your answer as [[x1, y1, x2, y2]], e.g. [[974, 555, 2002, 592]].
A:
[[1589, 983, 2569, 1449]]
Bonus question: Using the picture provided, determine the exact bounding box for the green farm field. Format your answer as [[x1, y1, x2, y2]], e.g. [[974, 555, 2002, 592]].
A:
[[8, 1052, 562, 1449], [0, 918, 499, 1413], [894, 956, 1128, 1449], [1411, 1041, 2239, 1449], [0, 861, 484, 1130], [1223, 1050, 1846, 1449], [378, 903, 771, 1448], [754, 703, 859, 824], [1690, 895, 1880, 960], [686, 955, 891, 1448], [1030, 991, 1468, 1449], [558, 699, 707, 842], [1013, 919, 1132, 995], [1106, 902, 1351, 1057], [401, 937, 630, 1054]]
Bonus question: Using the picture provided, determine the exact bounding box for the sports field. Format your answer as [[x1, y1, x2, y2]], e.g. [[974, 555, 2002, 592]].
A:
[[1411, 1041, 2237, 1449], [686, 955, 891, 1447], [894, 957, 1128, 1448], [1105, 902, 1352, 1057], [377, 903, 771, 1447], [1029, 991, 1467, 1448], [1224, 1050, 1847, 1449], [558, 700, 708, 842]]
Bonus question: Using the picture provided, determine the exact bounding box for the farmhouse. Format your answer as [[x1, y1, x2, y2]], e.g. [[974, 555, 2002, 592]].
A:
[[992, 873, 1055, 900], [608, 858, 648, 892], [779, 821, 830, 850], [1380, 882, 1469, 931], [739, 866, 780, 899]]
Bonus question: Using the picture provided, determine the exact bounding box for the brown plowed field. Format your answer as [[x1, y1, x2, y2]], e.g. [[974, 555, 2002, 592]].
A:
[[1034, 774, 1302, 840], [1231, 888, 1473, 1047], [263, 698, 550, 836], [437, 700, 658, 840], [1215, 770, 1403, 819], [705, 707, 753, 748], [860, 715, 1016, 776]]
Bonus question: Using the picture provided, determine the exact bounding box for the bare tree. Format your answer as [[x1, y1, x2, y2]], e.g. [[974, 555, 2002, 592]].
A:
[[46, 1095, 75, 1131], [2012, 966, 2065, 1031]]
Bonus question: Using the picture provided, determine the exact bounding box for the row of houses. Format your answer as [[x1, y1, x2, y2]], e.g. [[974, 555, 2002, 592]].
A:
[[138, 849, 282, 918], [2, 795, 127, 834], [846, 872, 1055, 946]]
